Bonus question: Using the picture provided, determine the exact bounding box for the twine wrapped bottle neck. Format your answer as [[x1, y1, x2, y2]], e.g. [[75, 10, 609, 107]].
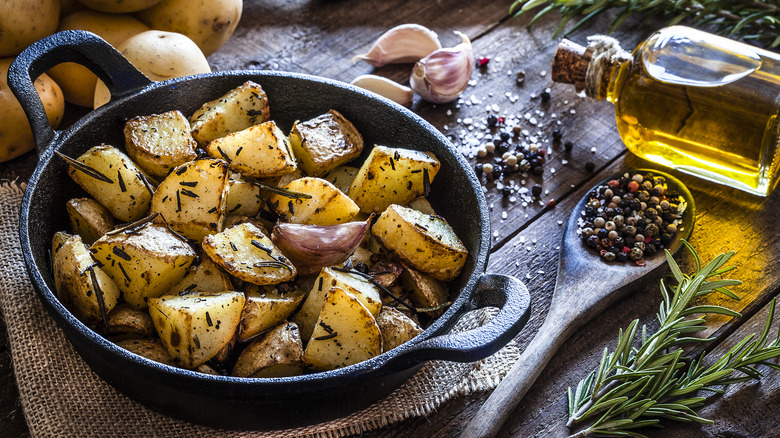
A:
[[552, 35, 632, 100]]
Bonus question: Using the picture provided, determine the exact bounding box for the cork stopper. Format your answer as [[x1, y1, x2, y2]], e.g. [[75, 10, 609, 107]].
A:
[[551, 39, 592, 93]]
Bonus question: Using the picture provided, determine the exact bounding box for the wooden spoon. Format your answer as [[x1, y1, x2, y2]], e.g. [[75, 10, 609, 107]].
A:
[[461, 169, 695, 438]]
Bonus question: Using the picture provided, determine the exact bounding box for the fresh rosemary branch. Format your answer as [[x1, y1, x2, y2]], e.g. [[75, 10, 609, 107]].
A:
[[566, 241, 780, 438], [511, 0, 780, 48]]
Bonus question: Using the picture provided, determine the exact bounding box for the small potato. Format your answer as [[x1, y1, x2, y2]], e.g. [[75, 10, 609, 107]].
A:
[[399, 263, 450, 317], [0, 59, 64, 162], [302, 287, 382, 371], [91, 222, 197, 308], [94, 30, 210, 108], [239, 285, 306, 342], [324, 166, 360, 193], [372, 204, 468, 282], [75, 0, 163, 13], [232, 322, 304, 378], [124, 110, 198, 180], [117, 338, 175, 366], [289, 110, 364, 177], [190, 81, 270, 146], [150, 157, 230, 241], [53, 235, 121, 326], [268, 177, 359, 226], [47, 11, 150, 107], [206, 121, 297, 179], [106, 304, 155, 338], [66, 197, 115, 245], [149, 291, 245, 369], [52, 231, 72, 256], [136, 0, 243, 57], [0, 0, 59, 57], [168, 257, 233, 295], [65, 145, 153, 222], [226, 178, 263, 217], [348, 145, 441, 214], [376, 307, 423, 352]]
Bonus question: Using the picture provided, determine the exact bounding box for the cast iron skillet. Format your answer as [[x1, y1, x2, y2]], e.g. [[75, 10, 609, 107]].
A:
[[9, 31, 531, 430]]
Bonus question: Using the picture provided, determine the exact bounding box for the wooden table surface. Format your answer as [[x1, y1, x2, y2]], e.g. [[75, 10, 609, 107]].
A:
[[2, 1, 780, 437]]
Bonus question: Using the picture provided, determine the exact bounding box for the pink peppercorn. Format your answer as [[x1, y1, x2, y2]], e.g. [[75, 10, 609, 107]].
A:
[[628, 181, 639, 192], [477, 56, 490, 67]]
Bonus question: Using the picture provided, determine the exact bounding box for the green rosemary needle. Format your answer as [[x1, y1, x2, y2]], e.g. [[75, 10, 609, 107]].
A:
[[511, 0, 780, 48], [566, 241, 780, 437]]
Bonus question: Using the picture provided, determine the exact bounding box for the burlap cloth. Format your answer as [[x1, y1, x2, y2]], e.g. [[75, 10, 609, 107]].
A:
[[0, 181, 521, 437]]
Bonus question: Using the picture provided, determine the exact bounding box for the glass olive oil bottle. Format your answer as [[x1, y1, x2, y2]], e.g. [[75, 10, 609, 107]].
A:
[[553, 26, 780, 196]]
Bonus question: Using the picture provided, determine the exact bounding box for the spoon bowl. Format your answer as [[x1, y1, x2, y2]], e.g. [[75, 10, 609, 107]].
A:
[[462, 168, 695, 438]]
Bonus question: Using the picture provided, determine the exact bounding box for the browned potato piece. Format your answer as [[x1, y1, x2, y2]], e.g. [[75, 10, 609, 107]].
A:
[[400, 263, 450, 317], [51, 231, 72, 256], [372, 204, 467, 282], [268, 177, 359, 225], [53, 235, 121, 326], [202, 223, 297, 285], [190, 81, 270, 145], [66, 145, 153, 222], [376, 306, 423, 351], [225, 177, 263, 217], [407, 196, 436, 216], [289, 110, 364, 177], [150, 158, 230, 241], [66, 197, 115, 245], [324, 165, 360, 193], [117, 338, 175, 366], [149, 291, 245, 368], [232, 322, 304, 378], [302, 287, 382, 371], [206, 121, 297, 178], [106, 304, 156, 337], [124, 110, 198, 179], [91, 222, 197, 308], [348, 145, 440, 213], [239, 285, 306, 342], [168, 257, 233, 295], [294, 267, 382, 341]]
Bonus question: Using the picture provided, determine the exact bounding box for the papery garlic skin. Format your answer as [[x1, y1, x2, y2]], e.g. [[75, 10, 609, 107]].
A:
[[350, 74, 414, 107], [353, 24, 442, 67], [410, 31, 473, 104]]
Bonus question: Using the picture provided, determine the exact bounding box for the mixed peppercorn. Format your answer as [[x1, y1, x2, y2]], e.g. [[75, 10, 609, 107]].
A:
[[577, 171, 686, 265]]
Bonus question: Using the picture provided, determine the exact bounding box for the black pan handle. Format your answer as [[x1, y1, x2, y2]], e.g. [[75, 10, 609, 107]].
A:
[[7, 30, 151, 155], [383, 273, 531, 371]]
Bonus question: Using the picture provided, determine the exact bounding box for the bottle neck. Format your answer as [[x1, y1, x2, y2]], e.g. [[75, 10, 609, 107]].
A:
[[552, 36, 632, 101]]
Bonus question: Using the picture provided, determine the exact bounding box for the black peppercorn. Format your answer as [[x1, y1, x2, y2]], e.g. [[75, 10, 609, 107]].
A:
[[564, 141, 574, 152], [585, 161, 595, 172], [586, 235, 600, 248], [492, 166, 503, 178], [500, 131, 511, 142], [552, 129, 562, 141], [532, 166, 543, 175], [540, 90, 551, 102], [355, 262, 369, 274], [502, 187, 511, 197], [487, 114, 498, 127], [616, 251, 628, 262], [598, 229, 609, 239], [531, 184, 542, 197], [474, 164, 483, 176]]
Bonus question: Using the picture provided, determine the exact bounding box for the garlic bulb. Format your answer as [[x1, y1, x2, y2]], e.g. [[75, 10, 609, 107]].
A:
[[410, 31, 473, 104], [350, 74, 414, 107], [353, 24, 442, 67], [271, 219, 370, 275]]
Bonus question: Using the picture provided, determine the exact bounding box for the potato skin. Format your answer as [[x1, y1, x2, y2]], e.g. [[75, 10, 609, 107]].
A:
[[75, 0, 163, 13], [136, 0, 242, 57], [0, 0, 59, 57], [0, 58, 64, 162]]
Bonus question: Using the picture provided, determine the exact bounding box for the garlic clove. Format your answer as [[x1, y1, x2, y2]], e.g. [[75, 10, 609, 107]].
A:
[[410, 31, 473, 104], [353, 24, 442, 67], [271, 219, 370, 275], [350, 74, 414, 107]]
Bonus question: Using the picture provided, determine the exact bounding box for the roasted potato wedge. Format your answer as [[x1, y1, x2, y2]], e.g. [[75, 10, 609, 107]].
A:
[[399, 263, 450, 317], [106, 303, 156, 338], [407, 196, 436, 216], [149, 291, 245, 369], [376, 306, 423, 352], [66, 197, 115, 245], [372, 204, 467, 282], [268, 177, 359, 225], [206, 120, 296, 178], [294, 267, 382, 341], [225, 177, 263, 217], [239, 284, 306, 342], [117, 338, 175, 366], [288, 110, 363, 177], [302, 287, 382, 371], [168, 257, 233, 295], [123, 110, 198, 180], [202, 222, 297, 285], [65, 145, 153, 222], [150, 157, 230, 241], [51, 231, 71, 256], [91, 222, 197, 308], [324, 165, 360, 193], [232, 322, 304, 378], [52, 235, 121, 326], [190, 80, 270, 146], [347, 145, 440, 213]]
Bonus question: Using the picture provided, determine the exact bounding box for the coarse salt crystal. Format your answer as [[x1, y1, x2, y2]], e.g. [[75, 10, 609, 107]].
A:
[[502, 211, 507, 219]]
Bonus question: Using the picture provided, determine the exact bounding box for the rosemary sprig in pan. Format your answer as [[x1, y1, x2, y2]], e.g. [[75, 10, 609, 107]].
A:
[[244, 176, 313, 200], [567, 242, 780, 437], [511, 0, 780, 48]]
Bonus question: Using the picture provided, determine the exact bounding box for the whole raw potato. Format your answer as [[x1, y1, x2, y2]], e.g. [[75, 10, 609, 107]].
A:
[[47, 11, 150, 107], [0, 58, 65, 162], [0, 0, 60, 57], [75, 0, 162, 13], [93, 30, 211, 108], [136, 0, 242, 57]]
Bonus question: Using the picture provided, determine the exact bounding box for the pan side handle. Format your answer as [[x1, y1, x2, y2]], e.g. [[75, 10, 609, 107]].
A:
[[382, 273, 531, 371], [7, 30, 151, 155]]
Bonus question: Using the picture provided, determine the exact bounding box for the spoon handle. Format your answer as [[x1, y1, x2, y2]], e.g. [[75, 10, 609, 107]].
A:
[[460, 304, 581, 438]]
